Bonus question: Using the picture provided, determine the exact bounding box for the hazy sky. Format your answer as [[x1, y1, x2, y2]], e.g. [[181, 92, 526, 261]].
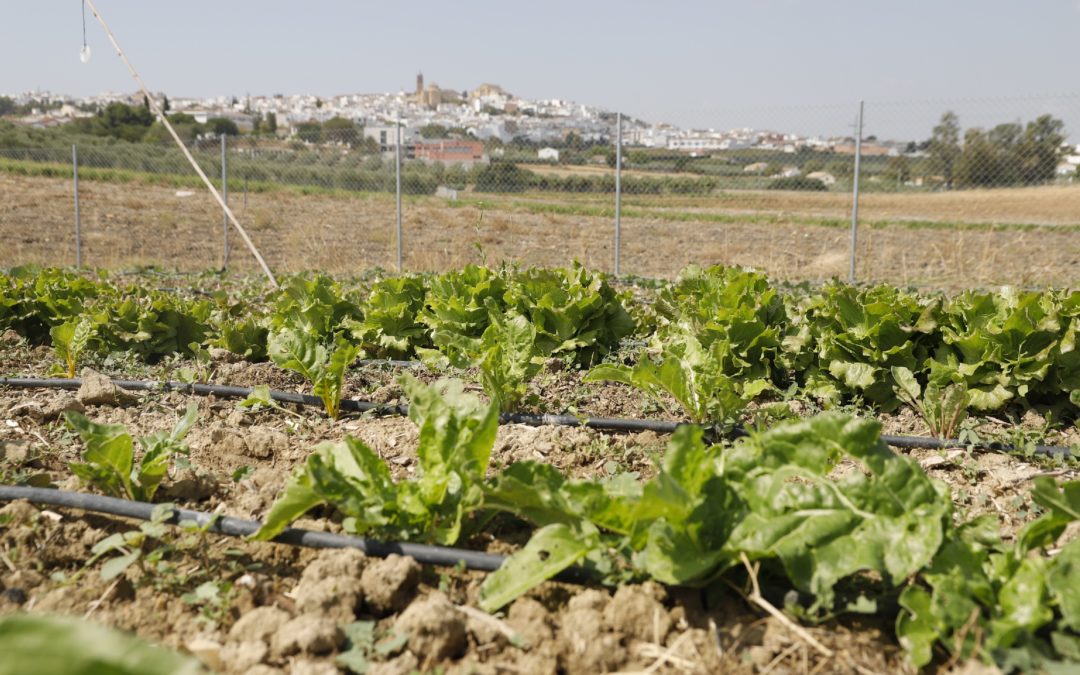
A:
[[4, 1, 1080, 140]]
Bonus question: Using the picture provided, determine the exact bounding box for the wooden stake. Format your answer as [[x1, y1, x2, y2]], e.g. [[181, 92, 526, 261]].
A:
[[82, 0, 278, 288]]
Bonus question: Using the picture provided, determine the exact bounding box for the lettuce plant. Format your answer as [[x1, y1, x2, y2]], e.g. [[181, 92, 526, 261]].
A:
[[346, 274, 429, 359], [425, 299, 547, 411], [798, 282, 941, 410], [480, 413, 952, 614], [929, 288, 1063, 411], [267, 327, 359, 420], [254, 375, 498, 545], [504, 264, 635, 367], [897, 478, 1080, 669], [585, 328, 756, 426], [417, 263, 506, 344]]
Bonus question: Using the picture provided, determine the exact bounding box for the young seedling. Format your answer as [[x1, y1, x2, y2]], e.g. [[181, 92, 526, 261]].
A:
[[50, 318, 95, 378], [891, 366, 969, 439], [66, 403, 198, 501], [268, 328, 359, 420], [237, 383, 306, 421], [84, 502, 175, 582]]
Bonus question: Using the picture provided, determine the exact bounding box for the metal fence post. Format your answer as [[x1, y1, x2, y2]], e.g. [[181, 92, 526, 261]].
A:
[[221, 133, 229, 270], [395, 112, 403, 273], [614, 112, 622, 277], [72, 144, 82, 268], [848, 100, 864, 283]]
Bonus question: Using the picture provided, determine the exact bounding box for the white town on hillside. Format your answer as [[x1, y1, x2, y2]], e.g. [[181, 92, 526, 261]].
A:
[[5, 73, 911, 155], [8, 74, 1080, 172]]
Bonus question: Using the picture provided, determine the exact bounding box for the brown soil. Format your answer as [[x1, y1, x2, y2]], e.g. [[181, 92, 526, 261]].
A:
[[1, 338, 1077, 673], [1, 173, 1077, 289]]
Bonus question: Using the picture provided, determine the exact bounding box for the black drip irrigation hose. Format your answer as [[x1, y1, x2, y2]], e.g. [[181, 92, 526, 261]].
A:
[[0, 376, 1072, 458], [0, 486, 591, 585]]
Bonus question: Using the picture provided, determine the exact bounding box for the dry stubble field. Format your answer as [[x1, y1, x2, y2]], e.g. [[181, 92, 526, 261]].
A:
[[0, 173, 1077, 289]]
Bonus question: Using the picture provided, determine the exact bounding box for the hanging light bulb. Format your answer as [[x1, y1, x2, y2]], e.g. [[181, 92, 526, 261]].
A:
[[79, 0, 91, 63]]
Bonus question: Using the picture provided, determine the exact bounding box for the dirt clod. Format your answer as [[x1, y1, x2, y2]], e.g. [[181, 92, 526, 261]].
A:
[[0, 499, 38, 523], [299, 548, 367, 584], [245, 427, 289, 459], [0, 440, 33, 464], [229, 606, 291, 643], [603, 584, 672, 643], [292, 576, 363, 622], [185, 636, 224, 672], [220, 639, 269, 672], [161, 469, 217, 501], [506, 597, 554, 647], [76, 368, 138, 406], [394, 592, 467, 663], [360, 554, 420, 615], [8, 401, 44, 422], [271, 615, 343, 657], [41, 395, 84, 421]]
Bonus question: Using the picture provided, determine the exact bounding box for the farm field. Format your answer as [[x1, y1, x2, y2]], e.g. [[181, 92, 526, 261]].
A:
[[0, 172, 1078, 289], [0, 265, 1078, 673]]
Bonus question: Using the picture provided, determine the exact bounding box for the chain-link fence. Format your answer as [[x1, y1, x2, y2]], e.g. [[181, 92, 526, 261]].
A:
[[1, 93, 1078, 288]]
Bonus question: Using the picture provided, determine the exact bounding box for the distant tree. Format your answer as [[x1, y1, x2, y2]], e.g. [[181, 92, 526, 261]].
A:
[[295, 121, 321, 143], [949, 116, 1064, 187], [954, 129, 1002, 187], [826, 159, 853, 178], [1016, 114, 1066, 184], [419, 123, 448, 139], [801, 158, 825, 174], [94, 101, 155, 141], [206, 117, 240, 136], [904, 141, 918, 154], [265, 112, 278, 134], [360, 136, 380, 154], [142, 95, 151, 111], [883, 155, 912, 185], [475, 161, 534, 192], [0, 96, 16, 116], [564, 131, 583, 151], [162, 95, 170, 112], [322, 116, 357, 145], [166, 112, 198, 125], [928, 111, 961, 188], [144, 119, 199, 144]]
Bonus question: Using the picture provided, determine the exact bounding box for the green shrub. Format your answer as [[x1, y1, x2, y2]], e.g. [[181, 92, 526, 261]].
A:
[[767, 176, 828, 191]]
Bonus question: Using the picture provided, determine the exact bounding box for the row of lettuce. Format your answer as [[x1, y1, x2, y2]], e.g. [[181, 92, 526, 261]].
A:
[[2, 265, 1079, 423], [62, 374, 1080, 669]]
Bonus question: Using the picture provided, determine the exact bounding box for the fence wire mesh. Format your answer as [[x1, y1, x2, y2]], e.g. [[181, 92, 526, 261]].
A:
[[1, 92, 1078, 288]]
